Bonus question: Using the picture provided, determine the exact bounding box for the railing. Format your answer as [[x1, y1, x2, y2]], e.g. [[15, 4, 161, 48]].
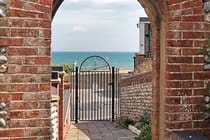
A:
[[64, 89, 71, 123]]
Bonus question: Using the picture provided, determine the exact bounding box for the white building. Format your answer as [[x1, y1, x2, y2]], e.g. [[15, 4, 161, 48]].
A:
[[137, 17, 152, 57]]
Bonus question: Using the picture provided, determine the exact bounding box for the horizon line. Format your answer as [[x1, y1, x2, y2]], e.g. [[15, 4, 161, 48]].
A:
[[52, 51, 138, 52]]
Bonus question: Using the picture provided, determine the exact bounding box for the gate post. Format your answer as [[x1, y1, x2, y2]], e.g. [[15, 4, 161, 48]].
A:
[[112, 67, 115, 122], [75, 67, 79, 123]]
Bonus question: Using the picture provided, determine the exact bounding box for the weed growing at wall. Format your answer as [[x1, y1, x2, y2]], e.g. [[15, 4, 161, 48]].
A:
[[135, 124, 151, 140], [199, 37, 210, 57], [199, 36, 210, 70], [135, 112, 151, 140], [200, 83, 210, 120]]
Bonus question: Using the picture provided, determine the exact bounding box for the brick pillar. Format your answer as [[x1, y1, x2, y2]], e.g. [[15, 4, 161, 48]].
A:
[[135, 53, 152, 74], [58, 72, 64, 140], [0, 0, 209, 139], [0, 0, 53, 139], [51, 72, 61, 139]]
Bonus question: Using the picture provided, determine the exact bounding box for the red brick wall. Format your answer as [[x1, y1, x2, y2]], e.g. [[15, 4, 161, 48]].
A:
[[120, 72, 152, 121], [135, 54, 152, 74], [164, 1, 210, 138], [138, 0, 210, 139], [0, 0, 210, 139], [0, 0, 52, 139]]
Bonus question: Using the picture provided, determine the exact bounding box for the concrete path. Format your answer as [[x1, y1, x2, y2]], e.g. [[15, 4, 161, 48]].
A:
[[65, 121, 136, 140]]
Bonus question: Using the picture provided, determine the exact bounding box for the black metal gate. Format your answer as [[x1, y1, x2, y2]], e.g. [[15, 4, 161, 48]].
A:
[[70, 56, 120, 123]]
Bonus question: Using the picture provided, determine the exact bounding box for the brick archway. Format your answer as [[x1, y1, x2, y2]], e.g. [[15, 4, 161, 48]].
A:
[[52, 1, 210, 139], [136, 1, 165, 139], [53, 0, 166, 139], [0, 0, 210, 139]]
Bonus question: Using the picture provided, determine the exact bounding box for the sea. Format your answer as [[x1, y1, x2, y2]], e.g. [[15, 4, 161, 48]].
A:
[[52, 52, 136, 69]]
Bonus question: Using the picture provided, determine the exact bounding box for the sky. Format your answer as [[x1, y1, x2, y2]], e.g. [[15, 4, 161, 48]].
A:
[[52, 0, 147, 52]]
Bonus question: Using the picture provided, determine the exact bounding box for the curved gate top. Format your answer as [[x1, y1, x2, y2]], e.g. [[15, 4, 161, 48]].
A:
[[79, 56, 111, 72]]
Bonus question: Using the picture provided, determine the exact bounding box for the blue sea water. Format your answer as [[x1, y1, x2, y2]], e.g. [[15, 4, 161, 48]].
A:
[[52, 52, 135, 69]]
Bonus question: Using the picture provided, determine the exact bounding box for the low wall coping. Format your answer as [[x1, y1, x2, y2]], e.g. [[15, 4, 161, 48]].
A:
[[120, 71, 152, 87], [51, 95, 60, 102]]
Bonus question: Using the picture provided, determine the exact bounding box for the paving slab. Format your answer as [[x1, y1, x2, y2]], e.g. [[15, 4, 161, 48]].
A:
[[65, 121, 136, 140]]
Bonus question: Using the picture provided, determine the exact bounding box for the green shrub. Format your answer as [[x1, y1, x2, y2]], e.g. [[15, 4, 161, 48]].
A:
[[137, 112, 151, 129], [135, 112, 151, 140], [135, 124, 151, 140], [53, 64, 73, 74], [63, 64, 73, 74]]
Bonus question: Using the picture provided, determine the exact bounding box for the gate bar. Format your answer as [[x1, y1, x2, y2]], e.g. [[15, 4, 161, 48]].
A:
[[112, 67, 115, 122], [75, 67, 79, 123]]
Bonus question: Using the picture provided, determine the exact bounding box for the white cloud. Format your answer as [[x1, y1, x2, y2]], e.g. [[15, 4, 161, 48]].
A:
[[52, 0, 147, 51], [72, 25, 88, 32]]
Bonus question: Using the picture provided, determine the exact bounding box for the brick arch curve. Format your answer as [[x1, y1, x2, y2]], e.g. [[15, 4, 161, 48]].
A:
[[136, 1, 166, 139], [0, 0, 209, 139]]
